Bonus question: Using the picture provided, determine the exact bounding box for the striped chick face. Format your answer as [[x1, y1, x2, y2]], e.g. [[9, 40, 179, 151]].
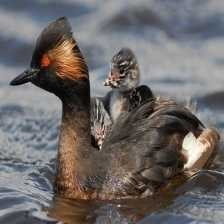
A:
[[91, 98, 112, 149], [104, 48, 140, 91]]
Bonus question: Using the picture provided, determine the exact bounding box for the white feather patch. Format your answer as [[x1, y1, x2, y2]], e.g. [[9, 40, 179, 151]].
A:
[[183, 132, 214, 170]]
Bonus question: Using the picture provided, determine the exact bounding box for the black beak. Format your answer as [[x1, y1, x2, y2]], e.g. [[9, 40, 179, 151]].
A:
[[10, 68, 40, 86]]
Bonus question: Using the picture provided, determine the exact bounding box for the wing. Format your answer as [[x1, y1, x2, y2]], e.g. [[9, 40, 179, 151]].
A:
[[101, 97, 205, 197], [129, 85, 154, 111], [105, 97, 203, 143]]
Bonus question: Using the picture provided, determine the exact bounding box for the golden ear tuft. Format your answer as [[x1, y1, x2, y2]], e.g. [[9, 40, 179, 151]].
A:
[[46, 37, 88, 80]]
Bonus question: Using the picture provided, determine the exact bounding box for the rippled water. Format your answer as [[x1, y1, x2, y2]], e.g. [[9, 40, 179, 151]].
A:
[[0, 0, 224, 223]]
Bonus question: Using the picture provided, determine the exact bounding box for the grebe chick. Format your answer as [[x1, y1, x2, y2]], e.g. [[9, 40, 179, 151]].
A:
[[10, 17, 220, 200], [91, 97, 112, 149], [91, 48, 153, 149], [104, 48, 154, 122]]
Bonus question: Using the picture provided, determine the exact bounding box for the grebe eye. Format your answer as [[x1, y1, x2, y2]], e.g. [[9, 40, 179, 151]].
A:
[[40, 54, 51, 68]]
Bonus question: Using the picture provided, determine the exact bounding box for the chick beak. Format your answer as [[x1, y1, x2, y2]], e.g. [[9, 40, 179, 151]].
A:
[[103, 68, 120, 86], [10, 68, 40, 86], [103, 75, 112, 86]]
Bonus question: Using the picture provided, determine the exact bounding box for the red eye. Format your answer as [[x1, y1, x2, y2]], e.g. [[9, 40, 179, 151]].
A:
[[41, 54, 51, 68]]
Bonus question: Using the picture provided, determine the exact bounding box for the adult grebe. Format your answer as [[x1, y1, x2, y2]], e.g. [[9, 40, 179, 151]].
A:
[[104, 48, 154, 122], [10, 17, 219, 200]]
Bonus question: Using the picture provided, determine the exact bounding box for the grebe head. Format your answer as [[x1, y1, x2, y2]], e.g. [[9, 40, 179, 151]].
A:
[[104, 48, 140, 91], [10, 17, 89, 99]]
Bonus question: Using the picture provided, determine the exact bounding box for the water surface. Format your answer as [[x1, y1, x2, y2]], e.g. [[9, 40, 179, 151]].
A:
[[0, 0, 224, 223]]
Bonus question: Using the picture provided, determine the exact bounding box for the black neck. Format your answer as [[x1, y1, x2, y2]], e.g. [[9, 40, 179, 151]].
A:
[[61, 79, 91, 150], [55, 79, 94, 196]]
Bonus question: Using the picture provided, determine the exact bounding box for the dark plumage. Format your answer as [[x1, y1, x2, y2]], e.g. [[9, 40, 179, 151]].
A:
[[10, 17, 219, 200], [31, 17, 72, 68]]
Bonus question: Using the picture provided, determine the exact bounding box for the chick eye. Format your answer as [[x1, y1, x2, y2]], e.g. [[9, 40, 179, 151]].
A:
[[120, 61, 128, 66], [118, 65, 125, 74], [119, 68, 127, 77], [40, 54, 51, 68], [119, 62, 129, 74]]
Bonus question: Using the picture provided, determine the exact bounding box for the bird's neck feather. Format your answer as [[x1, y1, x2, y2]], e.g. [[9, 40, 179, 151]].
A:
[[55, 78, 95, 198]]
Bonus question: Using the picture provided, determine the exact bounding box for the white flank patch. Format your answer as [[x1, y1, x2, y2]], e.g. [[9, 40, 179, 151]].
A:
[[183, 132, 214, 170]]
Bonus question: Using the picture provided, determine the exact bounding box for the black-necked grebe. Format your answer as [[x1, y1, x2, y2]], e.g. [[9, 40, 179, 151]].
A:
[[10, 17, 220, 200]]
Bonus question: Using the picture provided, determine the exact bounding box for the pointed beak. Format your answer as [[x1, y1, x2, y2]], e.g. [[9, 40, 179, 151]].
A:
[[10, 68, 40, 86], [103, 75, 111, 86], [103, 69, 120, 87]]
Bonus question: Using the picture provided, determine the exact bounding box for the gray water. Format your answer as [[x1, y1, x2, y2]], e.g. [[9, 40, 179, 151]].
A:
[[0, 0, 224, 223]]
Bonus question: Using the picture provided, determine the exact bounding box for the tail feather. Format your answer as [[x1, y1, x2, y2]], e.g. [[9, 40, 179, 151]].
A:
[[183, 128, 220, 170]]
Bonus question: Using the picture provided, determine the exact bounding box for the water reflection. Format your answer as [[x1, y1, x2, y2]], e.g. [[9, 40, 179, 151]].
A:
[[47, 173, 191, 224]]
